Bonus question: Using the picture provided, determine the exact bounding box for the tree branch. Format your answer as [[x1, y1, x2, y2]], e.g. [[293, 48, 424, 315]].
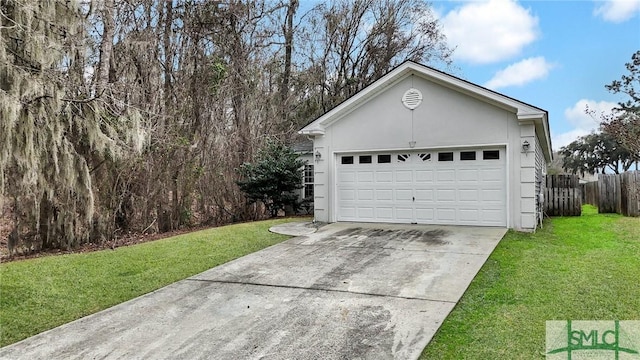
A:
[[22, 91, 104, 106]]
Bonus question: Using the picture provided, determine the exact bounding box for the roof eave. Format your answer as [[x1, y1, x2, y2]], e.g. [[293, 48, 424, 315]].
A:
[[298, 60, 554, 161], [518, 112, 553, 162], [298, 128, 325, 136]]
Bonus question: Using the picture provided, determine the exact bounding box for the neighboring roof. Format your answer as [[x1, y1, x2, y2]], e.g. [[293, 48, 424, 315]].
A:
[[299, 60, 553, 162], [291, 137, 313, 154]]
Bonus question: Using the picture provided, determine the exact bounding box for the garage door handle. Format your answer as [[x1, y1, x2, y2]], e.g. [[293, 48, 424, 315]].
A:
[[413, 196, 415, 202]]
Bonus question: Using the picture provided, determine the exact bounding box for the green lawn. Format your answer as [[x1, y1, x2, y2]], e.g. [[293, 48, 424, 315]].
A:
[[2, 209, 638, 355], [421, 205, 640, 359], [0, 218, 303, 347]]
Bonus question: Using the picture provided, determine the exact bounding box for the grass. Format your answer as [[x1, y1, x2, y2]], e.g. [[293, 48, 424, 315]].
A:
[[0, 218, 304, 347], [421, 205, 640, 359], [2, 209, 638, 355]]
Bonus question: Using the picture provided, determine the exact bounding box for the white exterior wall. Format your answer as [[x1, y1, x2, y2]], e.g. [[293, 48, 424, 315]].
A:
[[328, 75, 511, 151], [309, 74, 542, 230], [519, 121, 537, 231], [312, 138, 329, 221]]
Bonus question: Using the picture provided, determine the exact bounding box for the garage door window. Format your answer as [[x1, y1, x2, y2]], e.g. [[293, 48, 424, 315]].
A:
[[438, 152, 454, 161], [460, 151, 476, 160], [419, 153, 431, 161], [397, 154, 410, 162], [483, 150, 500, 160], [359, 155, 372, 164], [341, 156, 354, 164], [378, 154, 391, 163]]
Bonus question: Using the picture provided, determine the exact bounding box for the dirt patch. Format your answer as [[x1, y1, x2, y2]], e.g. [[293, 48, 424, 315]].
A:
[[334, 227, 363, 237], [0, 195, 216, 263], [417, 229, 449, 245], [340, 228, 450, 246], [0, 215, 311, 264], [0, 201, 13, 261], [0, 228, 201, 264]]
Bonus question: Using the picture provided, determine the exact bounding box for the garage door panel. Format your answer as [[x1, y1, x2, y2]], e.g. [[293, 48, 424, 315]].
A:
[[457, 169, 479, 182], [395, 208, 413, 222], [376, 171, 393, 182], [339, 206, 356, 218], [396, 189, 413, 201], [414, 208, 434, 221], [481, 209, 504, 223], [396, 170, 413, 182], [436, 189, 456, 202], [357, 171, 374, 182], [339, 189, 356, 201], [459, 189, 479, 201], [414, 189, 434, 201], [481, 189, 503, 201], [481, 168, 503, 181], [337, 148, 506, 226], [436, 170, 455, 182], [357, 207, 374, 219], [415, 170, 434, 182], [376, 189, 393, 201], [376, 207, 393, 219], [459, 209, 480, 222], [357, 189, 374, 201], [436, 208, 456, 222], [338, 171, 356, 183]]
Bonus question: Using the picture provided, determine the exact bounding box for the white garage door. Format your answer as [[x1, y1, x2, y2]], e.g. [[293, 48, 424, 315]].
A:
[[336, 148, 506, 226]]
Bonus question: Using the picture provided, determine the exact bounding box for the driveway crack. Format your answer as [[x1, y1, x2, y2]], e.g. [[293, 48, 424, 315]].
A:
[[290, 242, 491, 256], [186, 278, 456, 303]]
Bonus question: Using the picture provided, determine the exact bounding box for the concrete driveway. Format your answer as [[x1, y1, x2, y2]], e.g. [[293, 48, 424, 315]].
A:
[[0, 223, 506, 360]]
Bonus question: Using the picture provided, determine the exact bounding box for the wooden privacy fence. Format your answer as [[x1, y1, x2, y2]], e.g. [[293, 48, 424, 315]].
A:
[[582, 171, 640, 216], [545, 175, 581, 216], [582, 181, 598, 206], [620, 171, 640, 216], [598, 174, 620, 213]]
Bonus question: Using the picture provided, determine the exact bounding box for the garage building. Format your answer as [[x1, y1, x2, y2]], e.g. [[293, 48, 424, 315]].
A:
[[299, 61, 552, 231]]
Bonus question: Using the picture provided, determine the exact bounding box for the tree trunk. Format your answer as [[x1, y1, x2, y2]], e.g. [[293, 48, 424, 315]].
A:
[[163, 0, 174, 113], [95, 0, 114, 95], [280, 0, 298, 124]]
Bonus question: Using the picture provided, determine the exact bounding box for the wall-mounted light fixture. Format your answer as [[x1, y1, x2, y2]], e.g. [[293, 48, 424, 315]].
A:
[[522, 140, 530, 153], [315, 150, 322, 161]]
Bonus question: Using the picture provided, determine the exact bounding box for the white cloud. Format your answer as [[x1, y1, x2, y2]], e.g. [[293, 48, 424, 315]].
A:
[[553, 129, 596, 150], [484, 57, 554, 89], [552, 99, 618, 148], [442, 0, 539, 64], [565, 99, 617, 128], [594, 0, 640, 23]]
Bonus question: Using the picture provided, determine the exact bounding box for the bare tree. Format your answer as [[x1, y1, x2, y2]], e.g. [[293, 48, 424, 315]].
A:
[[1, 0, 140, 251], [299, 0, 453, 114], [95, 0, 115, 95], [1, 0, 455, 252]]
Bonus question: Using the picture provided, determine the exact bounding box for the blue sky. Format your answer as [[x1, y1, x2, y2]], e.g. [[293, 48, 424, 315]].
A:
[[430, 0, 640, 149]]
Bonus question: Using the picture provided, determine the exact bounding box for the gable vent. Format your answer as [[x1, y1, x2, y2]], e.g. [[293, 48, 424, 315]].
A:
[[402, 88, 423, 110]]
